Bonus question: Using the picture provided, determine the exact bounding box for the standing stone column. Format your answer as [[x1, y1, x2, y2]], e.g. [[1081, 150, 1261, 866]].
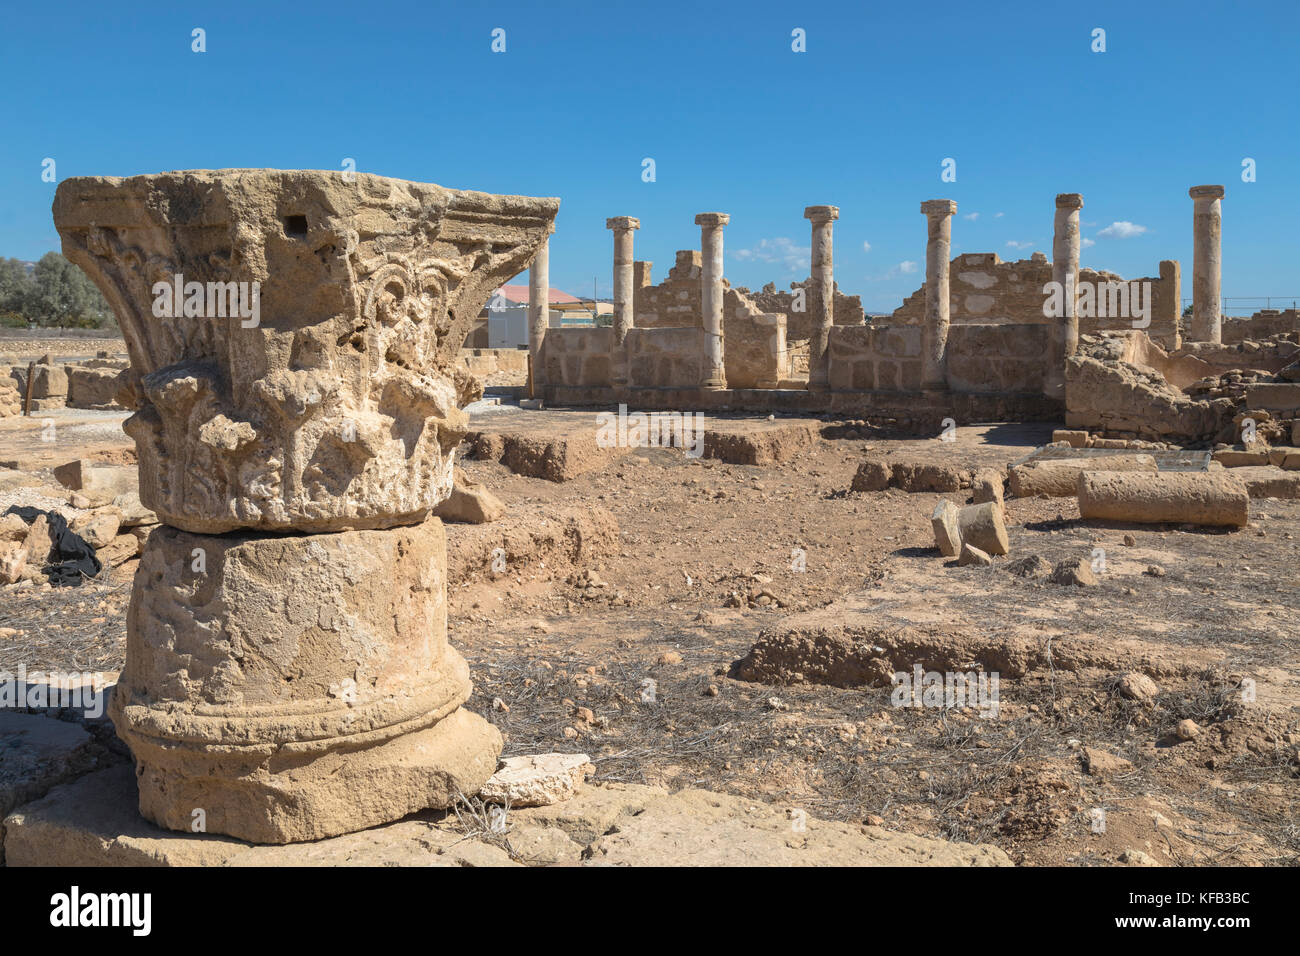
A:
[[1189, 185, 1225, 344], [1046, 192, 1083, 398], [54, 170, 559, 844], [528, 228, 551, 391], [920, 200, 957, 389], [695, 212, 730, 389], [804, 205, 839, 392], [605, 217, 640, 386]]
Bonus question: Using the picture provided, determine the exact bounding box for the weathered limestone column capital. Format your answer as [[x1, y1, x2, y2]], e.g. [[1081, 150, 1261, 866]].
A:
[[920, 199, 957, 218], [1189, 184, 1226, 200], [53, 169, 557, 844], [695, 212, 731, 228], [1055, 192, 1084, 210], [605, 216, 641, 232], [804, 205, 839, 223]]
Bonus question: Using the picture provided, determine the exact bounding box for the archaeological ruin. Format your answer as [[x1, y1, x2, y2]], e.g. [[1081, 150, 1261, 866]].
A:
[[1, 167, 1297, 873]]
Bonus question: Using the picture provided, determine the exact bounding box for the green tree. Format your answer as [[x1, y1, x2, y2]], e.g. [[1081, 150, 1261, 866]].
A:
[[26, 252, 115, 328], [0, 258, 33, 322]]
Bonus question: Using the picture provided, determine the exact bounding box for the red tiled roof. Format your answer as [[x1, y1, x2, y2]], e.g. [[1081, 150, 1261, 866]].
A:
[[494, 284, 583, 305]]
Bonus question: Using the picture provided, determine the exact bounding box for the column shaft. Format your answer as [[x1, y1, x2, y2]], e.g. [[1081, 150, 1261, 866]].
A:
[[696, 212, 730, 389], [605, 216, 640, 386], [1047, 193, 1083, 398], [805, 205, 839, 391], [1190, 185, 1224, 344], [920, 200, 957, 389], [528, 233, 550, 390]]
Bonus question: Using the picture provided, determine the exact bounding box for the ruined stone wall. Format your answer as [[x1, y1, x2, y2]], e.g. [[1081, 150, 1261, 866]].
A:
[[67, 365, 124, 408], [633, 251, 708, 329], [740, 280, 866, 343], [892, 253, 1181, 350], [459, 347, 528, 378], [945, 324, 1049, 393], [827, 321, 1048, 394], [723, 289, 786, 388], [1065, 333, 1235, 441], [542, 327, 613, 387], [826, 325, 922, 391], [625, 326, 709, 389], [1221, 309, 1299, 344]]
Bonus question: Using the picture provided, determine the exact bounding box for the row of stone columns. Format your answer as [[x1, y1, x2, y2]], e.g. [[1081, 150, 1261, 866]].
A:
[[530, 183, 1226, 397]]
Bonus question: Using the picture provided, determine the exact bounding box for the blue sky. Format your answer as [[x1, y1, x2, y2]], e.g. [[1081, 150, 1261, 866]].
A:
[[2, 0, 1296, 313]]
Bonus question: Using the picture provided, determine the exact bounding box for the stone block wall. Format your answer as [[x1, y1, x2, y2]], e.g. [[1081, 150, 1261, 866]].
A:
[[892, 253, 1181, 351], [723, 290, 786, 388], [633, 251, 708, 329], [625, 327, 709, 389], [542, 327, 614, 387], [826, 325, 923, 391], [739, 280, 866, 343], [67, 366, 123, 408], [1221, 309, 1299, 344], [945, 324, 1049, 393]]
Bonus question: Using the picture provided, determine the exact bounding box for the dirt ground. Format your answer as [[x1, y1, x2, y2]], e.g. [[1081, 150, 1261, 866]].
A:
[[2, 403, 1297, 867]]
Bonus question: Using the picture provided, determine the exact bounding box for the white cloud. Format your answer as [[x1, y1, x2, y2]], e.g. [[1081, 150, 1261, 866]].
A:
[[1081, 237, 1096, 248], [993, 212, 1004, 218], [1005, 240, 1034, 250], [732, 237, 810, 272], [869, 260, 919, 281], [862, 240, 872, 253], [963, 212, 979, 221], [1097, 221, 1147, 239]]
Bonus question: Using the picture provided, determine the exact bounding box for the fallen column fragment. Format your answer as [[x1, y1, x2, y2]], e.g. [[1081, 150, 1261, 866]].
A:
[[956, 501, 1009, 555], [1077, 471, 1249, 528], [1008, 454, 1158, 498], [931, 499, 961, 556]]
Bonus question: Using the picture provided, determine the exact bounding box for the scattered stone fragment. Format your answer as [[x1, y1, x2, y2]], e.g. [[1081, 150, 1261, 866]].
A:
[[956, 501, 1009, 556], [478, 753, 596, 808], [971, 468, 1004, 507], [1116, 671, 1160, 701], [70, 507, 122, 549], [432, 468, 506, 524], [1005, 554, 1052, 579], [1174, 719, 1200, 741], [958, 542, 992, 566], [1119, 849, 1160, 866], [1049, 558, 1098, 587], [1082, 747, 1133, 775], [931, 499, 961, 557]]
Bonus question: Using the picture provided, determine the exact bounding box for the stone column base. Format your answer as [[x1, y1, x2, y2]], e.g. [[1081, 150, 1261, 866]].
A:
[[110, 519, 501, 844]]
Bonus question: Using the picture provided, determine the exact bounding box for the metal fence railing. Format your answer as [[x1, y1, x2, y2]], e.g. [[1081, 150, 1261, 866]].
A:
[[1181, 296, 1299, 317]]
